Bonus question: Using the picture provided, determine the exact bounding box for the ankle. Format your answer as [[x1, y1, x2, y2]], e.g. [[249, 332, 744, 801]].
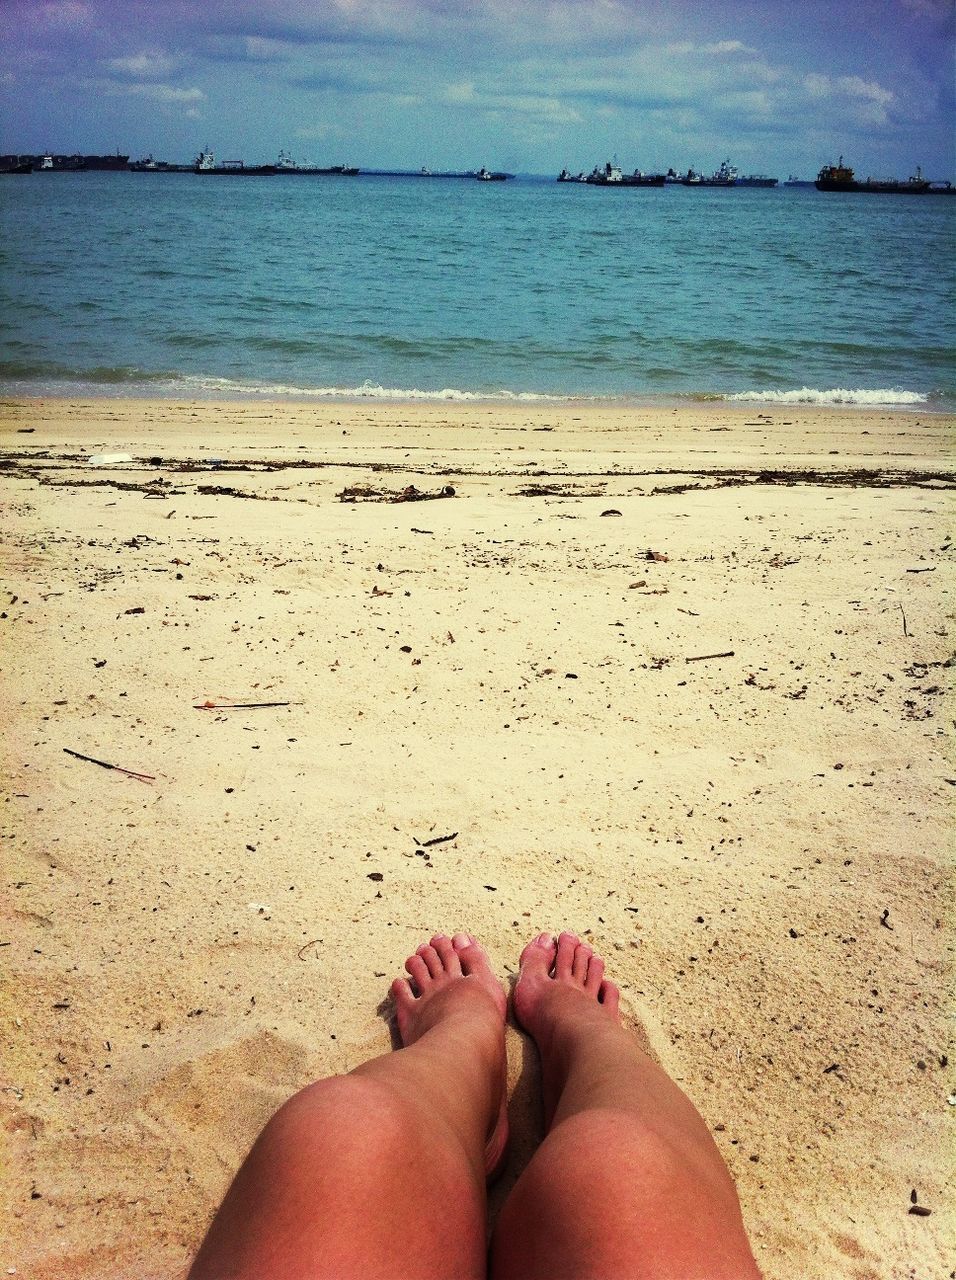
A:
[[526, 983, 619, 1054]]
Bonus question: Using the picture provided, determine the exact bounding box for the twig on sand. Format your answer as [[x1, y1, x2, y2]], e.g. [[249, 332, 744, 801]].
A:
[[63, 747, 155, 783], [900, 604, 909, 637], [417, 831, 459, 848], [193, 700, 295, 710], [685, 650, 735, 663]]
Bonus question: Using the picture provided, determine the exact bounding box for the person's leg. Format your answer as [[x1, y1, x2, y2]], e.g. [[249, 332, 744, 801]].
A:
[[189, 932, 507, 1280], [490, 932, 760, 1280]]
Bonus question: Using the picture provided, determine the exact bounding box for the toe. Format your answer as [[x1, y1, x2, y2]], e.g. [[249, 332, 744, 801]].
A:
[[518, 932, 556, 974], [391, 976, 415, 1008], [571, 942, 593, 984], [599, 979, 621, 1015], [554, 931, 579, 980], [430, 934, 462, 974], [416, 943, 444, 978], [405, 953, 431, 993], [453, 933, 490, 977], [584, 953, 605, 994]]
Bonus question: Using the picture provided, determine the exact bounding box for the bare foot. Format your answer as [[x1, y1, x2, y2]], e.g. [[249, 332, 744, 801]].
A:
[[513, 931, 621, 1123], [391, 932, 509, 1177]]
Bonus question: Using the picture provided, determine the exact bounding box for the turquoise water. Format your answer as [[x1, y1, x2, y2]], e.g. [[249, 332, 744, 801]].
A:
[[1, 172, 954, 407]]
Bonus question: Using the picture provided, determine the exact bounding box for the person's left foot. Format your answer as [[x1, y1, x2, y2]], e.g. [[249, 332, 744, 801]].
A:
[[391, 932, 509, 1177]]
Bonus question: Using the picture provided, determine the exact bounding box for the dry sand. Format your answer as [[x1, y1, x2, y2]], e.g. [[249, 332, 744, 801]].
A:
[[1, 396, 953, 1279]]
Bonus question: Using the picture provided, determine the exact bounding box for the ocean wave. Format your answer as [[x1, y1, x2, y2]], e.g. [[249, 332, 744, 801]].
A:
[[725, 387, 929, 406], [0, 360, 178, 385], [171, 376, 572, 402]]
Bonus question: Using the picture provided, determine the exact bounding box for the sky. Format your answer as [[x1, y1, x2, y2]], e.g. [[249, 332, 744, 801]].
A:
[[2, 0, 954, 178]]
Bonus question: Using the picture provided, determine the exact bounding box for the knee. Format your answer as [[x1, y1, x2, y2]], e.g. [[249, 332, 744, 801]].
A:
[[263, 1074, 418, 1166], [549, 1108, 734, 1204]]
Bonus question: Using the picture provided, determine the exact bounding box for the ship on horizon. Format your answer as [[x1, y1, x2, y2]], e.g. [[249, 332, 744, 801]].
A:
[[274, 150, 359, 175], [4, 151, 130, 171], [194, 149, 277, 176], [815, 157, 932, 194]]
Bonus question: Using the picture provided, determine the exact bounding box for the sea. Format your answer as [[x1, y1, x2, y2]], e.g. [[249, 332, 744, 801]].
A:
[[1, 171, 954, 409]]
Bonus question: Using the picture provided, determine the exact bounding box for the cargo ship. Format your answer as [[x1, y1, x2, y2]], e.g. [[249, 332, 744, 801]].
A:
[[273, 151, 359, 175], [194, 150, 277, 175], [28, 152, 130, 171], [576, 161, 665, 186], [815, 158, 930, 194], [674, 160, 738, 186], [129, 155, 193, 172]]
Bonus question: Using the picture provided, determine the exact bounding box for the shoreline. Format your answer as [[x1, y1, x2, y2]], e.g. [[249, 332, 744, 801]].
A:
[[1, 385, 949, 413], [3, 396, 953, 1279]]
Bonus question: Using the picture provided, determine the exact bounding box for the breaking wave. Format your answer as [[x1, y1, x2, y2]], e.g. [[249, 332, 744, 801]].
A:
[[725, 387, 930, 406], [168, 376, 573, 403]]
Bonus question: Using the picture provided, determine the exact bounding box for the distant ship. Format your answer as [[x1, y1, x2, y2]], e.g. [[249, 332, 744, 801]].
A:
[[474, 167, 510, 181], [784, 175, 815, 187], [22, 152, 129, 171], [736, 174, 778, 188], [273, 151, 359, 175], [677, 160, 738, 186], [815, 158, 930, 194], [80, 152, 130, 170], [576, 161, 665, 186], [194, 150, 277, 176], [129, 155, 193, 172]]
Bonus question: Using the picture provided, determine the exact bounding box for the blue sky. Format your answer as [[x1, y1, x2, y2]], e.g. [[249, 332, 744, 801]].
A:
[[2, 0, 954, 177]]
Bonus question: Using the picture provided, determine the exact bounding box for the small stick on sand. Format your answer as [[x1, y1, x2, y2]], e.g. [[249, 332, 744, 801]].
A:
[[63, 747, 155, 783], [685, 650, 735, 663], [419, 831, 459, 847], [193, 701, 295, 710]]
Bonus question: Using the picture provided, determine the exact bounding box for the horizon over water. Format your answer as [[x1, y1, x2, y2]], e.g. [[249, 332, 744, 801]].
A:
[[1, 172, 954, 410]]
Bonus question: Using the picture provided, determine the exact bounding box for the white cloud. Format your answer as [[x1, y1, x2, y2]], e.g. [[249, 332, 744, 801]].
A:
[[802, 71, 895, 108], [716, 89, 774, 115], [490, 94, 582, 123], [242, 36, 293, 61], [107, 51, 177, 79], [836, 75, 895, 107], [125, 84, 205, 104], [440, 79, 581, 122], [665, 39, 758, 55], [444, 81, 478, 105]]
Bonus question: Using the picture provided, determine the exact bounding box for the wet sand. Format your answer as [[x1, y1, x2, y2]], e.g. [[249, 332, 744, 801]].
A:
[[2, 396, 953, 1278]]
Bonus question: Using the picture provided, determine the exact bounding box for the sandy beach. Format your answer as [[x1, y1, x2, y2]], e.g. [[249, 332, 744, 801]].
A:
[[2, 395, 953, 1279]]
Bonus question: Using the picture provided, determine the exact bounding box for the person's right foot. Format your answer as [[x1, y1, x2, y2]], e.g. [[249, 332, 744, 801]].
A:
[[513, 931, 622, 1123], [391, 932, 509, 1178]]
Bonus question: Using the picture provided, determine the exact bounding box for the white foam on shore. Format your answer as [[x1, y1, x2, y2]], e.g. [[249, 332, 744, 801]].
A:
[[727, 387, 929, 406], [173, 376, 571, 403]]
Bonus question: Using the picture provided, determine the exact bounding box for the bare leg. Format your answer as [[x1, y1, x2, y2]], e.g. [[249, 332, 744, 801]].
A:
[[491, 932, 760, 1280], [189, 932, 507, 1280]]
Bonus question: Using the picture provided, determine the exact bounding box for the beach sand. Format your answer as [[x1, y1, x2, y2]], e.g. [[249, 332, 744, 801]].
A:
[[2, 396, 953, 1279]]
